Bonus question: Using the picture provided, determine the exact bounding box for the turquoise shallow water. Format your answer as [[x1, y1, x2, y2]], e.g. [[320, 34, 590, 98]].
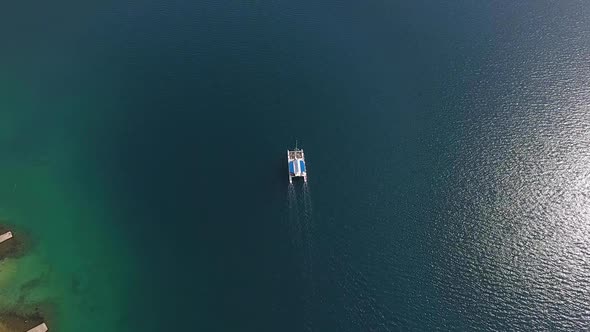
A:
[[0, 79, 138, 330], [1, 1, 590, 331]]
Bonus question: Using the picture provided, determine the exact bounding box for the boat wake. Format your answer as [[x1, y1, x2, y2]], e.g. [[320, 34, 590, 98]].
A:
[[302, 183, 314, 240], [286, 181, 316, 331], [287, 183, 302, 247], [286, 182, 314, 259]]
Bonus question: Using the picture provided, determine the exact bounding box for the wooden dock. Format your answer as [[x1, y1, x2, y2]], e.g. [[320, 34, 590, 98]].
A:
[[26, 323, 48, 332], [0, 231, 12, 244]]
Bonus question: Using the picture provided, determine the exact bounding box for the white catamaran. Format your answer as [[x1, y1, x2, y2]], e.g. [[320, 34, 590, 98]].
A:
[[287, 143, 307, 183]]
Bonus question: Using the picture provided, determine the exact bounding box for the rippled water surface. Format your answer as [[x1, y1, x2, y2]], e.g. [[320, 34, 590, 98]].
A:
[[0, 1, 589, 331]]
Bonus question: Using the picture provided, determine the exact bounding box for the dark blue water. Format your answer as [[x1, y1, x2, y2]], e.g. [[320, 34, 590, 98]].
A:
[[2, 1, 590, 331]]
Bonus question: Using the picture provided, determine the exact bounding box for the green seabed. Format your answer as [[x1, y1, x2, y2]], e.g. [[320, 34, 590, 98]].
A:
[[0, 84, 138, 331]]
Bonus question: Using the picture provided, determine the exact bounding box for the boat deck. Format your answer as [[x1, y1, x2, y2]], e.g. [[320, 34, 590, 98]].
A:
[[288, 150, 304, 159], [287, 149, 307, 183]]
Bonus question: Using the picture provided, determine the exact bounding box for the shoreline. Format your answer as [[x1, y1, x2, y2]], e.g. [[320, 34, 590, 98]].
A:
[[0, 224, 52, 332], [0, 224, 31, 261], [0, 303, 53, 332]]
